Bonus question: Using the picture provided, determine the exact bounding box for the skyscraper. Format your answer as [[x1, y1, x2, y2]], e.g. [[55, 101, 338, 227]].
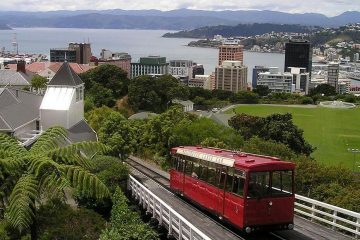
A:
[[327, 62, 340, 92], [215, 61, 247, 93], [284, 40, 312, 75], [218, 45, 244, 66]]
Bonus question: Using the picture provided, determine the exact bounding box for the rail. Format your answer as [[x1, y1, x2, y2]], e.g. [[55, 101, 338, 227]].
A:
[[129, 175, 212, 240], [295, 194, 360, 238]]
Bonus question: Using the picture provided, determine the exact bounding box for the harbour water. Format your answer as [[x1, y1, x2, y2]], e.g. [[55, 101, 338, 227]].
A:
[[0, 28, 285, 80]]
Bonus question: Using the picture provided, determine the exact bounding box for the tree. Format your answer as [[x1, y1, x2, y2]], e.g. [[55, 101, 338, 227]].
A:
[[0, 127, 109, 237], [228, 113, 265, 139], [253, 85, 270, 96], [97, 111, 137, 158], [36, 199, 106, 240], [231, 91, 259, 104], [85, 106, 115, 132], [309, 84, 336, 96], [100, 187, 159, 240], [128, 75, 189, 113], [229, 113, 314, 155], [31, 75, 47, 91]]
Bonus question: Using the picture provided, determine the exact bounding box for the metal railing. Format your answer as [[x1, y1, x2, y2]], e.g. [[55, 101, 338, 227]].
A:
[[129, 175, 212, 240], [295, 194, 360, 238]]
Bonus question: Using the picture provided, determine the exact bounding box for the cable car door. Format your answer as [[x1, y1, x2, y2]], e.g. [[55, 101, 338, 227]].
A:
[[216, 166, 227, 215]]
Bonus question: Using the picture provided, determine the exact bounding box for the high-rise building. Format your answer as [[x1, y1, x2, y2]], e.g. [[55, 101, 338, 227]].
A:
[[218, 45, 244, 66], [252, 66, 269, 89], [98, 50, 132, 78], [258, 67, 293, 93], [327, 62, 340, 92], [131, 56, 169, 79], [284, 40, 312, 75], [169, 60, 193, 84], [288, 67, 310, 94], [192, 64, 204, 78], [215, 61, 247, 93], [50, 43, 92, 64]]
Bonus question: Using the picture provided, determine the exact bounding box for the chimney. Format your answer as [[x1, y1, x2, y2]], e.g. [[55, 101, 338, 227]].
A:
[[17, 60, 26, 73]]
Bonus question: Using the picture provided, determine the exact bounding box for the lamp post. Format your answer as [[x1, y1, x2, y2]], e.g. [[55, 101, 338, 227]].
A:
[[347, 148, 360, 172]]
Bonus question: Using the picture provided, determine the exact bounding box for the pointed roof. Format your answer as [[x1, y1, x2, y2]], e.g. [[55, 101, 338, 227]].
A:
[[48, 62, 83, 86]]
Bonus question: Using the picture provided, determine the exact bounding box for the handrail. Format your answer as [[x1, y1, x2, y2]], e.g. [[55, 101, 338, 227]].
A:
[[295, 194, 360, 238], [129, 175, 212, 240]]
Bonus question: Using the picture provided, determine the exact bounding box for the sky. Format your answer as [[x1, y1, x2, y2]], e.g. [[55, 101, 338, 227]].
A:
[[0, 0, 359, 16]]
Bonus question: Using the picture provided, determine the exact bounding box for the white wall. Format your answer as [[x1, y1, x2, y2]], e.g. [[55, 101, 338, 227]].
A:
[[14, 121, 37, 137], [40, 109, 67, 130]]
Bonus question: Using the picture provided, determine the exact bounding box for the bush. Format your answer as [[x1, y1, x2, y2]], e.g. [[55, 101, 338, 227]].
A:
[[100, 188, 159, 240], [37, 199, 106, 240], [300, 96, 314, 104]]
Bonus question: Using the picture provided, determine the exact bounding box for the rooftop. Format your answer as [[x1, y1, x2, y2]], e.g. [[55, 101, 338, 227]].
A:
[[48, 62, 83, 86], [172, 146, 295, 171]]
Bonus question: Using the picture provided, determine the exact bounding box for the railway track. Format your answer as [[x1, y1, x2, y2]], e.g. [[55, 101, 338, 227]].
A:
[[125, 157, 292, 240]]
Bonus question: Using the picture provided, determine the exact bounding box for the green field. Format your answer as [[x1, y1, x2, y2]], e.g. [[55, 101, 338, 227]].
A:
[[228, 105, 360, 170]]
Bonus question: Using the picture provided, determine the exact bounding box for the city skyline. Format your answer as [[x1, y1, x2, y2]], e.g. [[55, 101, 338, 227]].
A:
[[0, 0, 359, 17]]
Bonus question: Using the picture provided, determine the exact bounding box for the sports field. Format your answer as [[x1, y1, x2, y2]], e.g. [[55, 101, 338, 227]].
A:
[[228, 105, 360, 170]]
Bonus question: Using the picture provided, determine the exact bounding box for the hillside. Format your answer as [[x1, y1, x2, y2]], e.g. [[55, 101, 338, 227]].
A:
[[0, 9, 359, 30], [163, 23, 314, 38], [0, 24, 11, 30]]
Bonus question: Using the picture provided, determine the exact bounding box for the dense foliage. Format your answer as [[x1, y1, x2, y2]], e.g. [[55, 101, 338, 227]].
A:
[[0, 127, 109, 237], [36, 199, 105, 240], [229, 113, 314, 155], [30, 75, 47, 91], [309, 84, 336, 96], [80, 65, 129, 109], [128, 75, 189, 113], [100, 187, 159, 240]]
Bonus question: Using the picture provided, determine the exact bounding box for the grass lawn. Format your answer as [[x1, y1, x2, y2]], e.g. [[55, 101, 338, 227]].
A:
[[228, 105, 360, 170]]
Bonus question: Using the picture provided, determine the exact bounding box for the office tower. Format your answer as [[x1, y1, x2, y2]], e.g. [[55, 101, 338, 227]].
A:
[[131, 56, 169, 78], [215, 61, 247, 93], [327, 62, 340, 92], [258, 67, 293, 93], [284, 40, 312, 75], [218, 45, 244, 65], [252, 66, 269, 89]]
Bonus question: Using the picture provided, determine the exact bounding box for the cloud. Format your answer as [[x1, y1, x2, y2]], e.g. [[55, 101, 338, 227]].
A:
[[0, 0, 358, 16]]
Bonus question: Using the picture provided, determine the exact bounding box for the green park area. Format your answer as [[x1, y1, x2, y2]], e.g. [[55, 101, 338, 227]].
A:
[[228, 105, 360, 170]]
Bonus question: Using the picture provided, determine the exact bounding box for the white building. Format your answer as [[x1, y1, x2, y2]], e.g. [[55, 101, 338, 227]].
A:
[[188, 75, 212, 89], [173, 99, 194, 112], [215, 61, 248, 93], [327, 62, 340, 93], [338, 79, 351, 94], [288, 67, 310, 94], [169, 60, 193, 81], [258, 67, 294, 93]]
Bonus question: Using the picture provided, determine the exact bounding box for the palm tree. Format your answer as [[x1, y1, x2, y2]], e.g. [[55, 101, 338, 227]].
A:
[[0, 126, 110, 237]]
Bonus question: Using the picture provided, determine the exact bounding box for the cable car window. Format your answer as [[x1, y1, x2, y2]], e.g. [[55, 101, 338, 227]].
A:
[[199, 161, 208, 182], [232, 170, 245, 197], [218, 168, 227, 190], [185, 158, 193, 175], [177, 158, 185, 172], [207, 163, 217, 186], [225, 168, 234, 192], [271, 171, 293, 196], [172, 156, 178, 169], [248, 172, 271, 198], [192, 159, 200, 178]]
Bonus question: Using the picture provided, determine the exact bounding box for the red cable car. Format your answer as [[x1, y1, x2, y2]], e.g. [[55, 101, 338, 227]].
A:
[[170, 146, 295, 233]]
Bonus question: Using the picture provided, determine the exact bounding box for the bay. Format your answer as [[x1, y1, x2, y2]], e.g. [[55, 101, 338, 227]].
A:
[[0, 28, 285, 81]]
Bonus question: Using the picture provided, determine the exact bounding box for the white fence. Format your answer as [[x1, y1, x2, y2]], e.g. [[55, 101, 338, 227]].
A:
[[295, 194, 360, 238], [129, 175, 212, 240]]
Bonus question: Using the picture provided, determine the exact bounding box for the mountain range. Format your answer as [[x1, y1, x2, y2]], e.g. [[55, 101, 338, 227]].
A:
[[0, 9, 359, 30]]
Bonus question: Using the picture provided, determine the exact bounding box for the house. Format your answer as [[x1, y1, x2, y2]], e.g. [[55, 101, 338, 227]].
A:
[[40, 62, 97, 143], [0, 62, 97, 146], [0, 62, 33, 89], [172, 99, 194, 112], [0, 88, 42, 146]]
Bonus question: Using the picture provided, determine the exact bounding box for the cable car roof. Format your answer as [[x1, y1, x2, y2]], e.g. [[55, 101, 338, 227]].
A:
[[173, 146, 295, 171]]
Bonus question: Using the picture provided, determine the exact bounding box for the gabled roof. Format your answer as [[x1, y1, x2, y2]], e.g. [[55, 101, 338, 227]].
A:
[[48, 62, 83, 86], [0, 88, 42, 131], [0, 70, 31, 86], [68, 120, 97, 143]]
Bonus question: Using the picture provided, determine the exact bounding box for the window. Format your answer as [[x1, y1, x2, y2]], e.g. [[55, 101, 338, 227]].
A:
[[207, 163, 217, 186], [271, 171, 293, 196], [199, 160, 208, 182], [226, 168, 234, 192], [171, 156, 178, 169], [232, 170, 246, 197], [192, 159, 201, 178], [248, 172, 271, 198], [177, 158, 185, 172], [185, 158, 193, 175]]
